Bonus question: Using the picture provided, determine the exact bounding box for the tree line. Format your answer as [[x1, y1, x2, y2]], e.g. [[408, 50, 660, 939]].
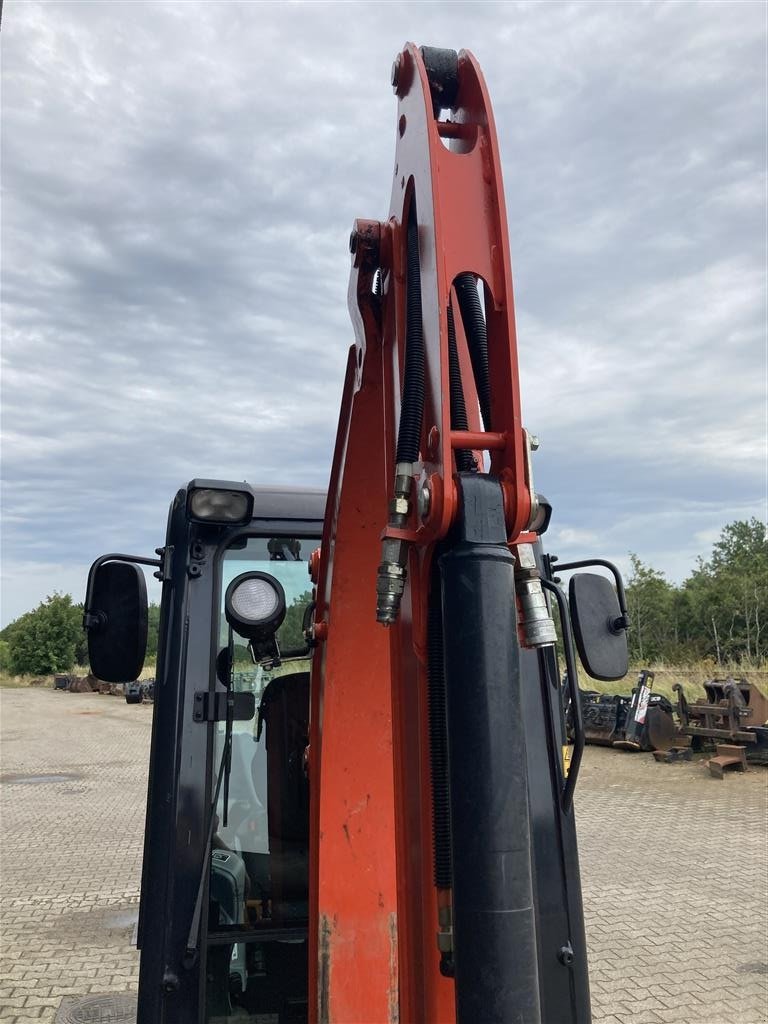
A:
[[624, 518, 766, 666], [0, 588, 312, 677], [1, 519, 764, 675], [0, 598, 161, 677]]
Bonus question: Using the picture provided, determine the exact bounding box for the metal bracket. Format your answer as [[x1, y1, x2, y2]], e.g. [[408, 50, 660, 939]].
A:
[[193, 691, 255, 723], [154, 546, 173, 582], [83, 551, 163, 628]]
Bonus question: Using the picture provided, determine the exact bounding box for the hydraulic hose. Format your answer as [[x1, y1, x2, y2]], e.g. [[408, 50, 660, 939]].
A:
[[447, 304, 474, 472], [396, 206, 426, 464], [428, 584, 455, 975], [427, 588, 452, 889], [376, 202, 426, 623], [454, 273, 491, 431]]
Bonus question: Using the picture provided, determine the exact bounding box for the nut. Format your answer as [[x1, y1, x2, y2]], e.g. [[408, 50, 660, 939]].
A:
[[389, 496, 409, 517], [418, 484, 431, 520]]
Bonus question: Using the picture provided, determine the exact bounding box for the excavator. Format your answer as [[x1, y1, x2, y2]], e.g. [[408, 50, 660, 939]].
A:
[[83, 44, 629, 1024]]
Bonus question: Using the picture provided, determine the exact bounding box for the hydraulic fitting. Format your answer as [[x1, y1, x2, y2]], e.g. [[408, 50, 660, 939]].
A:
[[436, 904, 453, 953], [515, 543, 557, 648], [376, 463, 414, 624]]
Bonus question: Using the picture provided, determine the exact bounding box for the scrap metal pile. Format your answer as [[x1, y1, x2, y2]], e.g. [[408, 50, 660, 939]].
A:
[[54, 672, 155, 703], [566, 670, 768, 775]]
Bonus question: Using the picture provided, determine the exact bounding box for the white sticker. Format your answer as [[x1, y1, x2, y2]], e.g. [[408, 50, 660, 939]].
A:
[[635, 687, 650, 725]]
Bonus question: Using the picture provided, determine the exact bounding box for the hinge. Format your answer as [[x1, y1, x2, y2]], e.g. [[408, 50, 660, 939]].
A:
[[154, 546, 174, 582], [193, 691, 255, 723]]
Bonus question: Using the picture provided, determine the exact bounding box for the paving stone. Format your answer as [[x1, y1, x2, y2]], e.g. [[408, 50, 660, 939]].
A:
[[0, 691, 150, 1021], [1, 689, 767, 1023], [578, 744, 768, 1023]]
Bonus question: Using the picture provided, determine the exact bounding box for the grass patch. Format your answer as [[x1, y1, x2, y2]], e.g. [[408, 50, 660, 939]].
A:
[[0, 673, 53, 689], [2, 661, 766, 704], [575, 662, 768, 702]]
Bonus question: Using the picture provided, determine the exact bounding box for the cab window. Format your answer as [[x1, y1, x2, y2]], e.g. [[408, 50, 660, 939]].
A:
[[205, 535, 314, 1024]]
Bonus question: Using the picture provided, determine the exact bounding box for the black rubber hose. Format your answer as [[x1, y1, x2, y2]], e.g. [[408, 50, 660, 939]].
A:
[[396, 206, 426, 465], [421, 46, 459, 114], [427, 581, 452, 889], [454, 273, 491, 431], [447, 304, 474, 472]]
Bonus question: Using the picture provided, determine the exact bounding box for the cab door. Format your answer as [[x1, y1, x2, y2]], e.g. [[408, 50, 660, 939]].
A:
[[203, 533, 317, 1024]]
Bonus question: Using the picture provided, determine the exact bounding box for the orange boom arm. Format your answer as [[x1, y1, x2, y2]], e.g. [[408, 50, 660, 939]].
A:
[[309, 43, 600, 1024]]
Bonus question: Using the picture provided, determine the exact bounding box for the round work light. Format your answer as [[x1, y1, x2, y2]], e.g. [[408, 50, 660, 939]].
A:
[[224, 572, 286, 641]]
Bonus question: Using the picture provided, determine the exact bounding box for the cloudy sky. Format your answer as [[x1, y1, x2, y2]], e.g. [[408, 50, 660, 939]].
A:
[[1, 0, 766, 626]]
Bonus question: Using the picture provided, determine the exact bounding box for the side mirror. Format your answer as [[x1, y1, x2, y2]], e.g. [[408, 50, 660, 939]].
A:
[[86, 562, 148, 682], [569, 572, 628, 681]]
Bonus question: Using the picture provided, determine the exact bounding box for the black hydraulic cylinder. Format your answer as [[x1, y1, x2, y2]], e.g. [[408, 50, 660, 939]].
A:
[[439, 474, 541, 1024]]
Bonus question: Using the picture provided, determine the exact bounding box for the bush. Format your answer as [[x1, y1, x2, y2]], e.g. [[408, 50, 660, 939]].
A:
[[4, 593, 84, 675]]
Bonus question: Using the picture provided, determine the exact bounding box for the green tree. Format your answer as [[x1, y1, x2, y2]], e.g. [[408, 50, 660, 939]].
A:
[[280, 590, 313, 651], [625, 554, 675, 663], [5, 593, 84, 675], [146, 603, 161, 660], [683, 518, 768, 665]]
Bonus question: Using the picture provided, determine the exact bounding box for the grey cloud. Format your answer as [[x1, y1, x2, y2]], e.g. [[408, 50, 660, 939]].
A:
[[1, 0, 765, 624]]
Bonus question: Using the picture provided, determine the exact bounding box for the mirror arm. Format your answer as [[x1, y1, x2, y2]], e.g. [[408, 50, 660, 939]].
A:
[[83, 553, 162, 629], [82, 610, 107, 630], [540, 578, 584, 813], [550, 557, 630, 626]]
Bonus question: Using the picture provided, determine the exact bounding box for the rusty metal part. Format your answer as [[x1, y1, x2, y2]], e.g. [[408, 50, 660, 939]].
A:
[[652, 746, 693, 763], [707, 744, 748, 779], [645, 704, 678, 752], [612, 739, 643, 751], [676, 678, 768, 745], [684, 725, 757, 743]]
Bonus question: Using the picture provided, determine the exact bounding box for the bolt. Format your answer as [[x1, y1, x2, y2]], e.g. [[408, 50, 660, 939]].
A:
[[418, 484, 431, 520], [391, 54, 401, 92], [529, 434, 540, 451], [162, 969, 180, 992], [427, 425, 440, 460], [558, 943, 575, 966]]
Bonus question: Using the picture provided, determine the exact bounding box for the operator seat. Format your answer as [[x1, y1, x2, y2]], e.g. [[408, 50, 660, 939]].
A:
[[208, 847, 247, 1007], [257, 671, 310, 923]]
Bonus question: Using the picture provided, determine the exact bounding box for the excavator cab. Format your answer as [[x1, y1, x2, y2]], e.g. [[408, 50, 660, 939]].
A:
[[84, 481, 325, 1020], [83, 478, 627, 1024]]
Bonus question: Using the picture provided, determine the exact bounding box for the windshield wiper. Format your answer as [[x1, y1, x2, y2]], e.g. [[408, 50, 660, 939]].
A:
[[185, 634, 236, 964]]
